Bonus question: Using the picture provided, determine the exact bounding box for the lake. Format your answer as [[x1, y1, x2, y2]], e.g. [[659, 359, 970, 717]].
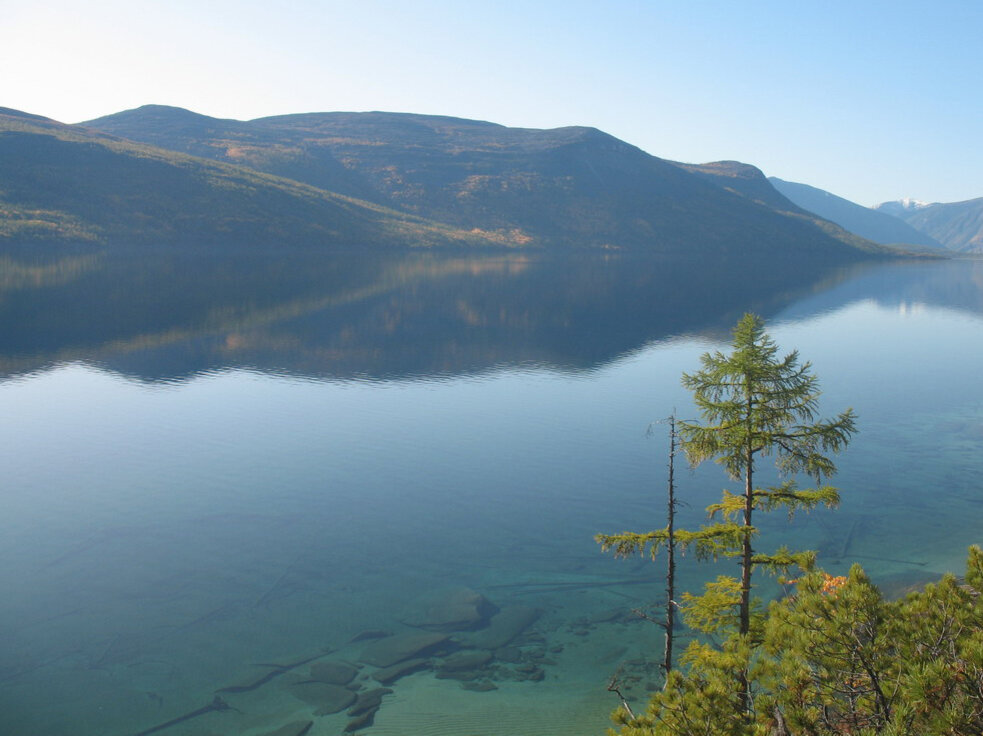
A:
[[2, 248, 982, 736]]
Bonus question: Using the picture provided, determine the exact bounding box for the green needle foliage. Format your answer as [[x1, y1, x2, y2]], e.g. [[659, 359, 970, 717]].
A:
[[610, 550, 983, 736], [597, 314, 983, 734], [758, 548, 983, 736], [679, 312, 856, 641], [597, 313, 858, 732]]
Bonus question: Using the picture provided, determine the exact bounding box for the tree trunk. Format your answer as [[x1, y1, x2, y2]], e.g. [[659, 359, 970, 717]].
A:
[[741, 444, 753, 636], [663, 414, 677, 679], [739, 418, 754, 719]]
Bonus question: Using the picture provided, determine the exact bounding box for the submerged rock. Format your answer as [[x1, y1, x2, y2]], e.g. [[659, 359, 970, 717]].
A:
[[287, 681, 356, 714], [469, 606, 541, 650], [258, 722, 313, 736], [373, 657, 431, 685], [350, 629, 391, 642], [344, 707, 379, 733], [360, 632, 451, 668], [348, 687, 392, 717], [494, 646, 523, 663], [434, 650, 494, 682], [588, 607, 631, 624], [461, 680, 498, 692], [403, 587, 498, 632], [437, 650, 493, 672], [436, 669, 482, 682], [308, 661, 358, 686], [514, 663, 545, 682]]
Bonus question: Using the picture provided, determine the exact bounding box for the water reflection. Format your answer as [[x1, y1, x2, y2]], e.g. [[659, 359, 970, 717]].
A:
[[5, 248, 970, 383], [3, 246, 983, 736]]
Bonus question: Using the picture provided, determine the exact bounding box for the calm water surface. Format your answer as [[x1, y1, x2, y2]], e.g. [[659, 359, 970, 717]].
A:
[[1, 250, 982, 735]]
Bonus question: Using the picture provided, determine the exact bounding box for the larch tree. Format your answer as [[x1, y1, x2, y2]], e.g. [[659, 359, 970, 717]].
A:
[[677, 312, 856, 716], [597, 316, 983, 734], [597, 313, 857, 732], [678, 312, 856, 638]]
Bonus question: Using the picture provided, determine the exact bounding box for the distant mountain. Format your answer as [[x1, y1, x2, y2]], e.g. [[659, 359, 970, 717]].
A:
[[769, 178, 943, 249], [0, 109, 508, 249], [875, 198, 983, 253], [875, 198, 933, 218], [79, 104, 890, 260], [672, 161, 903, 254]]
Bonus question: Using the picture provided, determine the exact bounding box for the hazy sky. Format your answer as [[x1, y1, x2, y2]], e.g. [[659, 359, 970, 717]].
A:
[[3, 0, 980, 206]]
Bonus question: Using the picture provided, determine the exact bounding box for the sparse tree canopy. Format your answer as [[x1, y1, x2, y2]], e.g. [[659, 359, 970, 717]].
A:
[[608, 548, 983, 736], [597, 314, 983, 734], [597, 313, 863, 732], [678, 312, 856, 639]]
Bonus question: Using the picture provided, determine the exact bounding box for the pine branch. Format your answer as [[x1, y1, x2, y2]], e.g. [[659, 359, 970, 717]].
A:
[[597, 523, 752, 562], [595, 529, 669, 559], [751, 546, 817, 575], [754, 482, 840, 516]]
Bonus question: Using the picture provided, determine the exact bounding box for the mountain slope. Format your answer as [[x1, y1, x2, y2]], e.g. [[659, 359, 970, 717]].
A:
[[770, 177, 943, 248], [875, 198, 983, 253], [670, 161, 906, 255], [82, 105, 887, 260], [675, 161, 807, 213], [0, 109, 507, 249]]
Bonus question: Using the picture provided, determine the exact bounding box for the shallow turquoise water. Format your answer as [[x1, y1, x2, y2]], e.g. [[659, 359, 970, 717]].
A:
[[1, 253, 982, 735]]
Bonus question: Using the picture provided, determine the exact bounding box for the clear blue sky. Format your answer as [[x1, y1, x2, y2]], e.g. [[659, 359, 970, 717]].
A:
[[3, 0, 980, 207]]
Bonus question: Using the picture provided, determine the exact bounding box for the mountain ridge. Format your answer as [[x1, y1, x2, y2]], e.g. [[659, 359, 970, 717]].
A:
[[675, 161, 808, 213], [0, 108, 516, 249], [875, 197, 983, 253], [3, 104, 895, 259], [770, 177, 944, 249]]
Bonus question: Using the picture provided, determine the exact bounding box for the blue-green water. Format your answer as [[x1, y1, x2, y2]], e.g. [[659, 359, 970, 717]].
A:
[[1, 251, 983, 735]]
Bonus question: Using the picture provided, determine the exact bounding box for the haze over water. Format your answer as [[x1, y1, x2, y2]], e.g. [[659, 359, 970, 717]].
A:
[[2, 249, 982, 736]]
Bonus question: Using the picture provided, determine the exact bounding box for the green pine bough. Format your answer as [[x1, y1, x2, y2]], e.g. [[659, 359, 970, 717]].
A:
[[597, 313, 983, 735]]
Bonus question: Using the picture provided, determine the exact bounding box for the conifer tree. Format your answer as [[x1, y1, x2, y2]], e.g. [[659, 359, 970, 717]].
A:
[[596, 413, 683, 701], [678, 312, 856, 641], [760, 547, 983, 735], [678, 312, 855, 717], [661, 413, 678, 678], [595, 316, 983, 734], [597, 313, 856, 730]]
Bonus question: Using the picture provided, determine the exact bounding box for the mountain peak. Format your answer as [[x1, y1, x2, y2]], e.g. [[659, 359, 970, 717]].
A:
[[0, 107, 57, 123], [672, 160, 805, 214], [677, 160, 766, 180], [876, 197, 934, 213], [81, 105, 244, 136], [876, 197, 983, 252]]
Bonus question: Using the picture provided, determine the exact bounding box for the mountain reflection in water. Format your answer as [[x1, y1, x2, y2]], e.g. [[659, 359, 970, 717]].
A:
[[3, 245, 983, 736], [5, 247, 964, 384]]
